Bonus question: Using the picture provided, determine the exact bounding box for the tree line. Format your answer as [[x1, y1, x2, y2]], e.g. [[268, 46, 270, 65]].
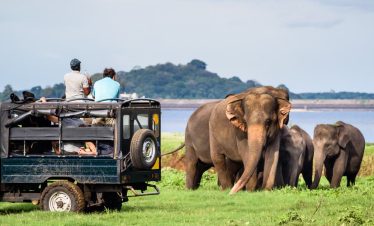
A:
[[1, 59, 373, 101]]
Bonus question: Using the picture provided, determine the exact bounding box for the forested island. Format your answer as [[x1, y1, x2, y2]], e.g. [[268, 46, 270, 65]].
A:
[[1, 59, 373, 101]]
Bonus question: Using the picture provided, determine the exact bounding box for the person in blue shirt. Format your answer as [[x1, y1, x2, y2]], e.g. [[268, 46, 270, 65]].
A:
[[92, 68, 120, 102], [92, 68, 121, 129]]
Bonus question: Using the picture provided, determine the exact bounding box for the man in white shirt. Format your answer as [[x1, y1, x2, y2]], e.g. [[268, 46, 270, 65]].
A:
[[64, 58, 92, 100]]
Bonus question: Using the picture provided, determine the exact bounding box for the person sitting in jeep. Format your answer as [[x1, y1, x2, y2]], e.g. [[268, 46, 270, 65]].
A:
[[40, 97, 97, 155], [92, 68, 120, 127], [52, 138, 97, 156], [64, 58, 92, 100], [92, 68, 120, 102]]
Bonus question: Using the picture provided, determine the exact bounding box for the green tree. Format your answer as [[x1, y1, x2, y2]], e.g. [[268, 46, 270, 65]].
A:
[[0, 85, 14, 101], [187, 59, 207, 70]]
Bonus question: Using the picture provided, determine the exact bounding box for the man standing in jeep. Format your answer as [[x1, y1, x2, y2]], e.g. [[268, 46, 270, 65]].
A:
[[64, 58, 92, 100]]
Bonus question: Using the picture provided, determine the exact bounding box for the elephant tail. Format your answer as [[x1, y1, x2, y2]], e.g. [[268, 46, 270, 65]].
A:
[[161, 143, 185, 157]]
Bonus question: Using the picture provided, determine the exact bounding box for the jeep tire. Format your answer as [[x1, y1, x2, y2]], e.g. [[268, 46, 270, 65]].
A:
[[40, 181, 85, 212]]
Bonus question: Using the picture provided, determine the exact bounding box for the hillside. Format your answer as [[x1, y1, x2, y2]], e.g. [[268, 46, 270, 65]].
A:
[[1, 59, 373, 101], [90, 59, 262, 99]]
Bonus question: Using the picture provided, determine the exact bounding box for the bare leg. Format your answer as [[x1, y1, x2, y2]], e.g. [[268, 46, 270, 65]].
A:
[[52, 141, 61, 155], [86, 142, 97, 154]]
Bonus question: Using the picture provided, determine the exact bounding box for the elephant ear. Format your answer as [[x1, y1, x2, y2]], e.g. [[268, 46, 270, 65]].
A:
[[225, 94, 247, 132], [337, 125, 350, 149], [277, 98, 291, 129]]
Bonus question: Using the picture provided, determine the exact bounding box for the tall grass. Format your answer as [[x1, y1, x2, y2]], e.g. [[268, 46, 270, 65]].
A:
[[1, 133, 373, 226], [1, 172, 373, 226]]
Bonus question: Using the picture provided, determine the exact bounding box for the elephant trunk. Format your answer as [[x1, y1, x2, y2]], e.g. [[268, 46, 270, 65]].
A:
[[230, 125, 265, 194], [311, 149, 326, 189]]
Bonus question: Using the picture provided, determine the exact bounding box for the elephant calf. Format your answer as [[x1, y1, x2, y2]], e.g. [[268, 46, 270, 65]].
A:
[[279, 125, 314, 188], [311, 121, 365, 189]]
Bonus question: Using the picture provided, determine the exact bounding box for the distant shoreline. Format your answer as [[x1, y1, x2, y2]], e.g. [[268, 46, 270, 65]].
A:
[[160, 99, 374, 110]]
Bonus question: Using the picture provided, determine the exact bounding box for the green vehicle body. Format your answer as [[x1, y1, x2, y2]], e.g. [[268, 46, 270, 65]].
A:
[[0, 98, 161, 210]]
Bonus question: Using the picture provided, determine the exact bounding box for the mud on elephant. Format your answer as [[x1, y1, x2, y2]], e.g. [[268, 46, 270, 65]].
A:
[[311, 121, 365, 189]]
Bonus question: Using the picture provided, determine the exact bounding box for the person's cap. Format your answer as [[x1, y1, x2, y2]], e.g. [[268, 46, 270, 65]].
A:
[[70, 58, 81, 68]]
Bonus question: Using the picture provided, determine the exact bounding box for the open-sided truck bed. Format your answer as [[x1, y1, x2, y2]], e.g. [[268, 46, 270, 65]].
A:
[[0, 98, 161, 212]]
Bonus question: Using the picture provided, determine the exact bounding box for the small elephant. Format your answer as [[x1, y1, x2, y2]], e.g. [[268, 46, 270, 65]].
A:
[[279, 125, 314, 188], [311, 121, 365, 188]]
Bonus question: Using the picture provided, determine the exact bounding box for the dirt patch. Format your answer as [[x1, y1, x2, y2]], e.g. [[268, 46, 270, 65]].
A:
[[359, 155, 374, 176], [162, 152, 186, 171]]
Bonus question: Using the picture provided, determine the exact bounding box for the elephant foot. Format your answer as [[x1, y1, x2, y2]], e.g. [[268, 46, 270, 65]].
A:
[[229, 180, 246, 195]]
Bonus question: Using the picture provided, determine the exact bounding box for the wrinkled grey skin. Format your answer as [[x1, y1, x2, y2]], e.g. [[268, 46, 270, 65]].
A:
[[311, 121, 365, 189], [185, 101, 242, 189], [185, 101, 217, 189], [279, 125, 314, 188], [209, 87, 291, 194]]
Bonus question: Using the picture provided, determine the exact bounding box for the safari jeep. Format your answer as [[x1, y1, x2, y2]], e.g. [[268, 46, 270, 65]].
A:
[[0, 98, 161, 212]]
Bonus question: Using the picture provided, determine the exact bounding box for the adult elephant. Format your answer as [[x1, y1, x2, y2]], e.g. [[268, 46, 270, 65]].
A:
[[209, 86, 291, 194], [279, 125, 314, 188], [185, 101, 244, 189], [311, 121, 365, 189]]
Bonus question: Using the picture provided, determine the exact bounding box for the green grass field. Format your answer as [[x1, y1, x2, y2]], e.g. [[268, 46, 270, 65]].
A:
[[1, 134, 374, 226]]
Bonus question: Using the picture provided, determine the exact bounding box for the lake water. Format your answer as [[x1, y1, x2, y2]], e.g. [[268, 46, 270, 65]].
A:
[[161, 109, 374, 142]]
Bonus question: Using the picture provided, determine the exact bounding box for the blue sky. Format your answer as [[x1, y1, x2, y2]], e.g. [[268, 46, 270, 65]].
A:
[[0, 0, 373, 93]]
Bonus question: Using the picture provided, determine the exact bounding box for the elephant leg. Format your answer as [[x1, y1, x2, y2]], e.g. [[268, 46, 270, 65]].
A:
[[288, 157, 301, 187], [256, 172, 264, 190], [262, 136, 280, 190], [346, 173, 357, 187], [212, 154, 232, 189], [301, 161, 313, 188], [275, 161, 284, 188], [210, 138, 232, 190], [245, 168, 258, 191], [194, 160, 212, 188], [185, 145, 199, 189], [225, 159, 243, 185], [324, 160, 333, 184], [211, 154, 232, 190], [330, 151, 348, 188]]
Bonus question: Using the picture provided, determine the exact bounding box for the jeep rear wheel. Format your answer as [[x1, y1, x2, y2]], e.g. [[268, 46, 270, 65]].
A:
[[40, 181, 85, 212], [130, 129, 158, 169]]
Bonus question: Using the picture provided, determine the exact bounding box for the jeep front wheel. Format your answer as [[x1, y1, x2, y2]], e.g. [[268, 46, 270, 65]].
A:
[[40, 181, 85, 212]]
